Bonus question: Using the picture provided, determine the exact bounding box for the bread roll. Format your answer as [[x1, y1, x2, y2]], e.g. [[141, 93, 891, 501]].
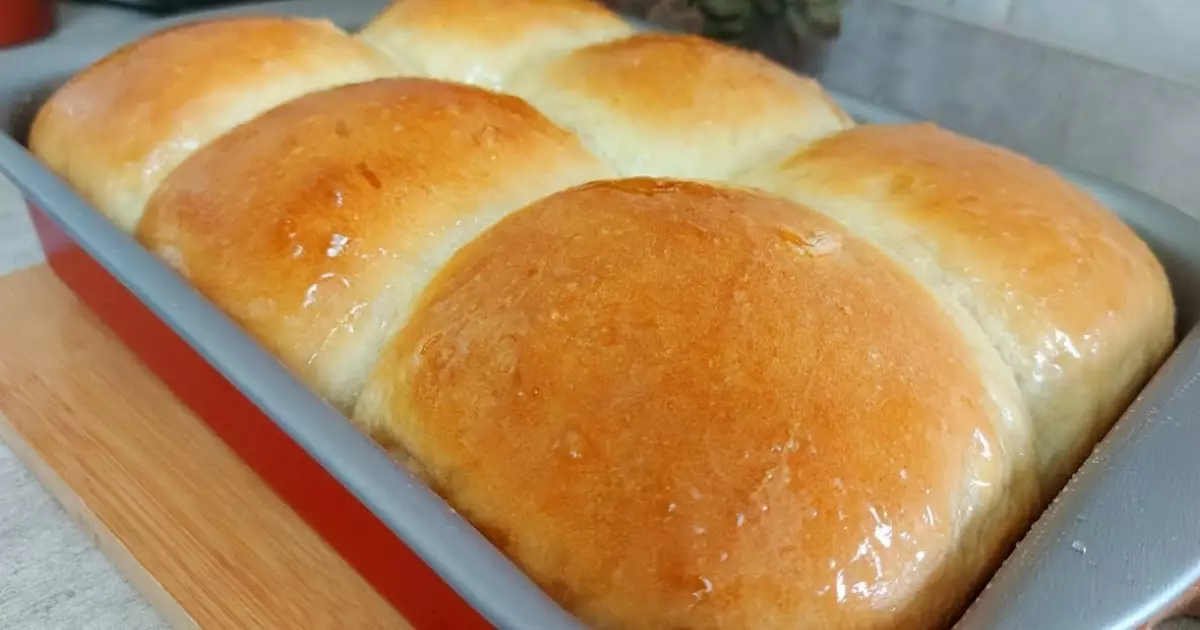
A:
[[28, 3, 1177, 628], [739, 123, 1176, 494], [359, 0, 634, 90], [354, 178, 1039, 630], [507, 33, 855, 180], [136, 78, 612, 412], [27, 16, 400, 233]]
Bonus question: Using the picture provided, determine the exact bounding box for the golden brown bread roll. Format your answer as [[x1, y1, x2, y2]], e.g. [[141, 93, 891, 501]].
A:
[[136, 78, 612, 412], [359, 0, 634, 90], [26, 3, 1177, 628], [739, 122, 1176, 495], [353, 178, 1040, 630], [506, 32, 855, 180], [27, 16, 400, 233]]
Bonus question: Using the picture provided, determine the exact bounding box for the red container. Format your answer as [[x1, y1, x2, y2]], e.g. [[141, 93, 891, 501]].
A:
[[29, 200, 493, 630], [0, 0, 55, 48]]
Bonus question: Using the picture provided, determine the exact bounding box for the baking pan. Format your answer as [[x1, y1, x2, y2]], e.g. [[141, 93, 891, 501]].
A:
[[1, 2, 1199, 628]]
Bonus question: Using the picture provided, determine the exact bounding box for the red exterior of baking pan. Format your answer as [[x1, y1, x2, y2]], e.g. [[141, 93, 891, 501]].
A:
[[27, 201, 493, 630], [0, 0, 55, 48]]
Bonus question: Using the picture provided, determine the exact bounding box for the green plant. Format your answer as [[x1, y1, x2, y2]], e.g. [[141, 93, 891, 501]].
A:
[[694, 0, 847, 41]]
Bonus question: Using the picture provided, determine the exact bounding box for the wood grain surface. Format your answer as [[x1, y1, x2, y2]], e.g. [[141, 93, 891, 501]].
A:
[[0, 263, 410, 630]]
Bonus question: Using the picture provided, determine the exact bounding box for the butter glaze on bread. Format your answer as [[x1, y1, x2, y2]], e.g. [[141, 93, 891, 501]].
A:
[[354, 178, 1039, 630], [740, 123, 1176, 494], [26, 1, 1177, 627], [137, 78, 611, 412], [507, 33, 855, 180], [27, 17, 400, 232], [359, 0, 634, 90]]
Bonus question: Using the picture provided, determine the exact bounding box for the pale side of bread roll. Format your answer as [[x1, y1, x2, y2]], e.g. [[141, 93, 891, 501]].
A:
[[353, 178, 1040, 630], [506, 33, 856, 181], [136, 78, 613, 413], [27, 17, 402, 234], [358, 0, 634, 91], [739, 123, 1177, 495]]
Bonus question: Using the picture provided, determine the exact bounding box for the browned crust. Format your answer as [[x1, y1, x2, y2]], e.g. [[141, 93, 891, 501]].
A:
[[742, 122, 1177, 492], [354, 178, 1036, 630], [136, 78, 610, 412], [28, 16, 399, 232]]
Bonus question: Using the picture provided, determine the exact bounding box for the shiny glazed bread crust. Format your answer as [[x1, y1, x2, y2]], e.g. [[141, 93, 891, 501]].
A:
[[27, 1, 1174, 628], [136, 78, 612, 413], [27, 16, 400, 233], [353, 178, 1038, 630], [507, 33, 855, 180], [359, 0, 635, 90], [739, 123, 1177, 495]]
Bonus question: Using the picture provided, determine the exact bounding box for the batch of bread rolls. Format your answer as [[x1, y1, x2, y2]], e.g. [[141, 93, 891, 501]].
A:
[[28, 0, 1177, 628]]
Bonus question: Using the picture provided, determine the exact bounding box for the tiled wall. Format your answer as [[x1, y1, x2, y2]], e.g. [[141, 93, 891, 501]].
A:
[[890, 0, 1200, 87], [810, 0, 1200, 218]]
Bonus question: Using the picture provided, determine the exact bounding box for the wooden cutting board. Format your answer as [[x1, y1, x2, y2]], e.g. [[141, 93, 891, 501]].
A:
[[0, 263, 411, 629]]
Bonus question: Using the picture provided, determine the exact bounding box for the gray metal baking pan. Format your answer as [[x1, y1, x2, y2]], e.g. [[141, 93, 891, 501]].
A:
[[0, 1, 1198, 628]]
